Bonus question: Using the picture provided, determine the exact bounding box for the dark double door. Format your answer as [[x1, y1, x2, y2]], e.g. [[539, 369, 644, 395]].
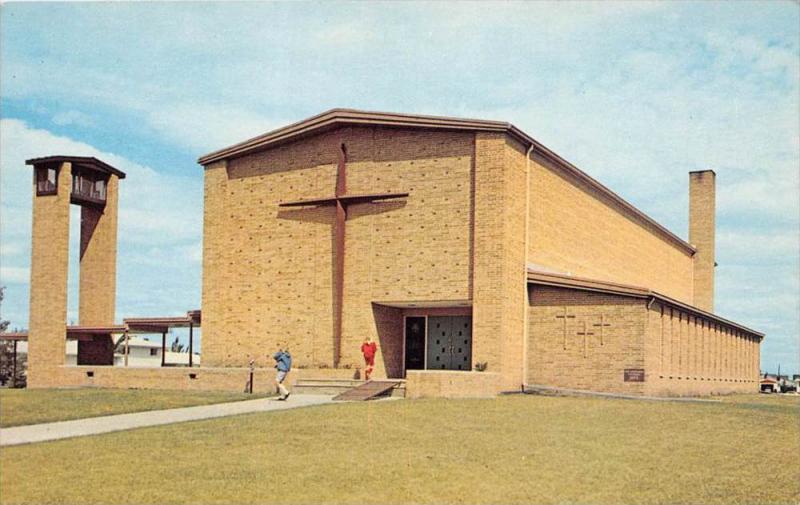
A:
[[404, 315, 472, 372]]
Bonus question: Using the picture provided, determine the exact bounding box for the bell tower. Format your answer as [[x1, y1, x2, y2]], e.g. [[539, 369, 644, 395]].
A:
[[26, 156, 125, 387]]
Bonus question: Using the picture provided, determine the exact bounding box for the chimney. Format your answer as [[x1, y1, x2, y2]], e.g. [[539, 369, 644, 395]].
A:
[[689, 170, 716, 312]]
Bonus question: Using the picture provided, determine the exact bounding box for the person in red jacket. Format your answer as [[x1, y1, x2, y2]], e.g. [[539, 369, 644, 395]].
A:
[[361, 337, 378, 380]]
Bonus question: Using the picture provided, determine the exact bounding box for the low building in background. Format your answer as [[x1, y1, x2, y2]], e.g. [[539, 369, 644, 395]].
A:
[[112, 336, 200, 368]]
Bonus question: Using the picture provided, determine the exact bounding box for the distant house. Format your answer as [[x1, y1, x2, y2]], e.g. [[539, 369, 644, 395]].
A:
[[113, 336, 200, 367], [760, 377, 780, 393]]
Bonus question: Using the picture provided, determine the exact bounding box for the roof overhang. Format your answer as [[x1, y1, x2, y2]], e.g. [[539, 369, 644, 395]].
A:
[[527, 269, 764, 339], [0, 332, 29, 341], [372, 299, 472, 309], [197, 108, 695, 254], [0, 326, 127, 342], [123, 311, 201, 332], [26, 156, 126, 179]]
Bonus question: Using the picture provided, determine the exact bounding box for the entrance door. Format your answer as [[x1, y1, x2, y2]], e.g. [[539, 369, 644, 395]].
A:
[[427, 316, 472, 371], [404, 317, 426, 371]]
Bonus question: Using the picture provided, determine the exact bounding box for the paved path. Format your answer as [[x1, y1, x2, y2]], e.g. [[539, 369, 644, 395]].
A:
[[0, 394, 334, 447]]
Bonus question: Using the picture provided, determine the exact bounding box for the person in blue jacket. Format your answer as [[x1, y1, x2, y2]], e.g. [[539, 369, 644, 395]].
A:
[[273, 346, 292, 400]]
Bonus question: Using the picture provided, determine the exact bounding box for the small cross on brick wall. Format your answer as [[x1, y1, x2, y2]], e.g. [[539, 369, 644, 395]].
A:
[[576, 320, 595, 358], [555, 307, 576, 350], [592, 315, 612, 346]]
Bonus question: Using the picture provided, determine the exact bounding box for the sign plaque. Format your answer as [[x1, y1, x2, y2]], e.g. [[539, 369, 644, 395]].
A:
[[624, 369, 645, 382]]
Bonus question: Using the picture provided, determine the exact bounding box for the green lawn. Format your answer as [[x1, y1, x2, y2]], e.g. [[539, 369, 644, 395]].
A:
[[1, 393, 798, 505], [0, 388, 269, 427]]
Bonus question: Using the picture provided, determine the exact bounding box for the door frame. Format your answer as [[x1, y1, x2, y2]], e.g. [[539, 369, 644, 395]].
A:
[[402, 315, 428, 376], [402, 307, 473, 376]]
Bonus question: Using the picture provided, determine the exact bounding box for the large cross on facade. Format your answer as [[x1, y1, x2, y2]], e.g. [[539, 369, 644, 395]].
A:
[[279, 142, 409, 367]]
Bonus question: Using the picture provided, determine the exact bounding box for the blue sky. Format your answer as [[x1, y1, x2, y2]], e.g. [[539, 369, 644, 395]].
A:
[[1, 1, 797, 374]]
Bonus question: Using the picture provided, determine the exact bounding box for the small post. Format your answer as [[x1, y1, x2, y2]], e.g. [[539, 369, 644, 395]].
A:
[[161, 331, 166, 367], [248, 359, 255, 394], [188, 323, 194, 368], [12, 340, 18, 388], [123, 330, 129, 367]]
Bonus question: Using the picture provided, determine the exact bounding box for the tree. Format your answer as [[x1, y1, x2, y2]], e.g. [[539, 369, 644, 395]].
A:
[[0, 287, 26, 387], [0, 287, 8, 334], [170, 336, 185, 353]]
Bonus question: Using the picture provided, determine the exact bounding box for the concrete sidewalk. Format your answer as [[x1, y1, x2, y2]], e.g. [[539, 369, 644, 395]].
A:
[[0, 394, 334, 447]]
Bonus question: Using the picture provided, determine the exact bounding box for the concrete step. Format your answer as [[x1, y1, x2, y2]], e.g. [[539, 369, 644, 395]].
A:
[[293, 378, 405, 397]]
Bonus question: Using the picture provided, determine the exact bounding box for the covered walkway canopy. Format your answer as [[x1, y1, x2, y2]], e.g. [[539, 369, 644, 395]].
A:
[[122, 310, 201, 367], [0, 310, 202, 368]]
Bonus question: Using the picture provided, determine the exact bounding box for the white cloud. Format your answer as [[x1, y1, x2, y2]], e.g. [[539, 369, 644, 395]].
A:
[[52, 110, 94, 127], [146, 103, 278, 154], [705, 31, 800, 78], [0, 241, 24, 257], [718, 229, 800, 263], [0, 266, 29, 284], [315, 23, 377, 47]]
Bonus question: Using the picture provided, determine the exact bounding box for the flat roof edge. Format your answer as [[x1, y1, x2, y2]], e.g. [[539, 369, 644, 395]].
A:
[[527, 270, 764, 338]]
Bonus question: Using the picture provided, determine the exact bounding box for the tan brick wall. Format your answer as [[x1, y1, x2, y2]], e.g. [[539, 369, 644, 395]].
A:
[[405, 370, 500, 398], [527, 285, 647, 394], [371, 304, 403, 378], [471, 134, 528, 391], [500, 138, 528, 391], [200, 160, 229, 366], [471, 134, 504, 379], [201, 126, 474, 376], [689, 170, 716, 312], [527, 155, 695, 304], [644, 302, 758, 395], [27, 162, 72, 388], [78, 175, 119, 326], [55, 365, 356, 393]]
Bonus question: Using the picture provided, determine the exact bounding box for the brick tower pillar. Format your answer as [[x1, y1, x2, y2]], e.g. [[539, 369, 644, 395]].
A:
[[78, 175, 119, 325], [77, 175, 120, 364], [689, 170, 716, 312], [27, 161, 72, 387], [26, 156, 125, 384]]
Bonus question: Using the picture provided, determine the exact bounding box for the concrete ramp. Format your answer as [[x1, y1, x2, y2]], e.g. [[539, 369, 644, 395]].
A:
[[332, 380, 401, 401]]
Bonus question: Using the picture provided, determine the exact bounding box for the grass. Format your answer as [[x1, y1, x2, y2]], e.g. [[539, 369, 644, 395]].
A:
[[1, 393, 798, 504], [0, 388, 269, 427]]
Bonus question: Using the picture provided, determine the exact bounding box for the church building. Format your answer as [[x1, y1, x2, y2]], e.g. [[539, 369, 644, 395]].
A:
[[196, 109, 762, 397], [21, 109, 763, 397]]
